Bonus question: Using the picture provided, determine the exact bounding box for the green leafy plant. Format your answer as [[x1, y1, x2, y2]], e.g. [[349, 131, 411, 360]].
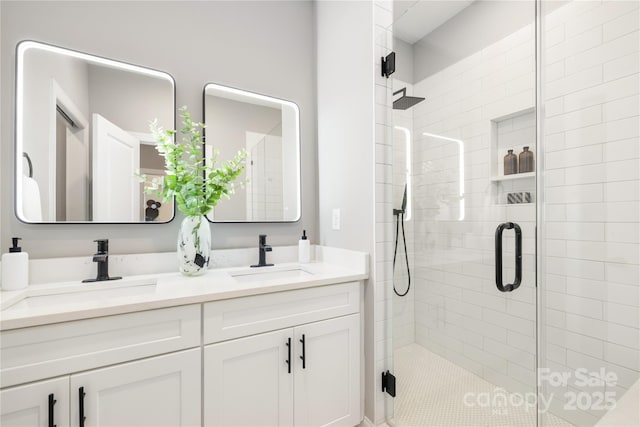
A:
[[148, 106, 247, 217]]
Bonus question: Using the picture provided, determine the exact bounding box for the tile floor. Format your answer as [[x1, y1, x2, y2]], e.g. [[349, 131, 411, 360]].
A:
[[390, 344, 574, 427]]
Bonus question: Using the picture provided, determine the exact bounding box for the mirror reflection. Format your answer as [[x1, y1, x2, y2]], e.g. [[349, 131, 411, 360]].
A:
[[204, 83, 301, 222], [16, 41, 175, 223]]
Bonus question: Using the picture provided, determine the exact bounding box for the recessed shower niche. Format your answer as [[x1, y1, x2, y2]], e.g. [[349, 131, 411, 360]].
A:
[[490, 108, 536, 205]]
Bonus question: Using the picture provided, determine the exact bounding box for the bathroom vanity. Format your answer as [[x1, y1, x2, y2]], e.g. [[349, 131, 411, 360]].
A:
[[0, 247, 367, 427]]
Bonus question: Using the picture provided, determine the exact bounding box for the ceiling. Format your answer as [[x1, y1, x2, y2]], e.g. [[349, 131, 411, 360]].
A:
[[393, 0, 475, 45]]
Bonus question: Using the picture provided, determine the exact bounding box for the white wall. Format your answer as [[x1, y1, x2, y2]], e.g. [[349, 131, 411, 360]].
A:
[[392, 38, 414, 84], [412, 0, 536, 82], [540, 1, 640, 425], [316, 0, 376, 422], [88, 64, 173, 134], [316, 2, 374, 252], [0, 0, 316, 257]]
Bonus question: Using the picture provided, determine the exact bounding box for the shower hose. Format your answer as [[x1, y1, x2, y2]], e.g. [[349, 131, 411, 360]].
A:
[[393, 210, 411, 297]]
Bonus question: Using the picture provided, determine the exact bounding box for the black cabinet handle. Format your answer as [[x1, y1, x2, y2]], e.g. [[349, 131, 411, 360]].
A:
[[495, 222, 522, 292], [48, 393, 57, 427], [299, 334, 306, 369], [79, 387, 86, 427], [286, 337, 292, 374]]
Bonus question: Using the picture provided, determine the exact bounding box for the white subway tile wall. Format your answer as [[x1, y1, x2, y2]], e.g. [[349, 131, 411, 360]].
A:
[[541, 1, 639, 425], [245, 134, 284, 221]]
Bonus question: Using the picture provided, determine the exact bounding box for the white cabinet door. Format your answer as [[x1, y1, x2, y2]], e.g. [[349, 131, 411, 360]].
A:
[[0, 377, 69, 427], [204, 328, 294, 427], [294, 314, 360, 427], [70, 348, 200, 427]]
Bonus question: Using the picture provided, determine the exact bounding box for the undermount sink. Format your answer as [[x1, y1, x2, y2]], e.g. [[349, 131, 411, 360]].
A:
[[1, 279, 158, 312], [230, 267, 313, 283]]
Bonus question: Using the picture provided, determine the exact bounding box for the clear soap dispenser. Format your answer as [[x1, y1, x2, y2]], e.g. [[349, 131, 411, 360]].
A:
[[1, 237, 29, 291], [298, 230, 310, 263]]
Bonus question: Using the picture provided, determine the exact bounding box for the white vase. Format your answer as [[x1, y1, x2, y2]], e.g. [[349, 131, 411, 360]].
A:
[[177, 215, 210, 276]]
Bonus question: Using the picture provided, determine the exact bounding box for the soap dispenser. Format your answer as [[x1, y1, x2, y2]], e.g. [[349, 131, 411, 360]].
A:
[[1, 237, 29, 291], [298, 230, 310, 263]]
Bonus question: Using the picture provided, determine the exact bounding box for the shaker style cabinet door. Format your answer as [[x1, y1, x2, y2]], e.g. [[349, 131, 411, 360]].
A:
[[204, 328, 294, 427], [70, 348, 200, 427], [294, 314, 360, 427], [0, 376, 70, 427]]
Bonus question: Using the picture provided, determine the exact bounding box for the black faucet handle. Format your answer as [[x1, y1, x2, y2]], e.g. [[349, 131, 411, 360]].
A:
[[94, 239, 109, 254], [251, 234, 273, 268], [82, 239, 121, 283]]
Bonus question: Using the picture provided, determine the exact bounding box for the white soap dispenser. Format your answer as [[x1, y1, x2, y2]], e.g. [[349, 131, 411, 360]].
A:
[[1, 237, 29, 291], [298, 230, 310, 263]]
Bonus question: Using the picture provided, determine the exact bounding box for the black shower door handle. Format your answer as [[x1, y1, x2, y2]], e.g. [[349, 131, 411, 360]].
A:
[[495, 222, 522, 292]]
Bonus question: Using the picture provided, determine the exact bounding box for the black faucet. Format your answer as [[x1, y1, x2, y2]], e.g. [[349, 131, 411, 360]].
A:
[[82, 239, 122, 282], [251, 234, 273, 268]]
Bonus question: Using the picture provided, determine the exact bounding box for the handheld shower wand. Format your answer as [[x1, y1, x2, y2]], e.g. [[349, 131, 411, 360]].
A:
[[393, 185, 411, 297]]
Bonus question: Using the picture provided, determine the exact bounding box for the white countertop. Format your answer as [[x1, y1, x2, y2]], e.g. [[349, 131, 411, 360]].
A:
[[0, 246, 368, 331]]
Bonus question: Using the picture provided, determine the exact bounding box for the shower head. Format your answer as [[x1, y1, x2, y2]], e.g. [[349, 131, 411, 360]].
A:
[[393, 87, 425, 110]]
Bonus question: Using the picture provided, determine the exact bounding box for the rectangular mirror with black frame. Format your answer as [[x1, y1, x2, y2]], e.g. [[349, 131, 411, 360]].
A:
[[15, 40, 175, 223], [203, 83, 301, 223]]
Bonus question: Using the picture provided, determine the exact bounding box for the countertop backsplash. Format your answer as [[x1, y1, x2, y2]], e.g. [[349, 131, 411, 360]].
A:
[[1, 245, 307, 286]]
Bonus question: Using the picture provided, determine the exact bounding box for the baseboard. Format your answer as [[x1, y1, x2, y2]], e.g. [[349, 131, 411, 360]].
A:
[[359, 416, 374, 427], [359, 417, 391, 427]]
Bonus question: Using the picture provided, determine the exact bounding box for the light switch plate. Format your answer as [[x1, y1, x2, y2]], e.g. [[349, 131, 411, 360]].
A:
[[332, 208, 341, 230]]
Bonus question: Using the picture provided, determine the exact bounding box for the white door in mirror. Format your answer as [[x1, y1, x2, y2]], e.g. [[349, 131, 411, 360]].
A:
[[92, 114, 140, 222]]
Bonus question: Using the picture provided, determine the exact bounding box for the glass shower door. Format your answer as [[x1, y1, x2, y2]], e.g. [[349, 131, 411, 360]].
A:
[[389, 1, 539, 425]]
